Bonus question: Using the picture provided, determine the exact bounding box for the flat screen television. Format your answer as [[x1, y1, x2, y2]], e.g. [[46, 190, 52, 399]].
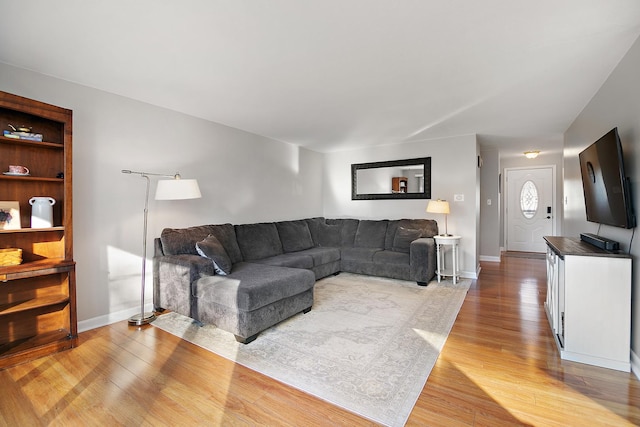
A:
[[579, 127, 635, 229]]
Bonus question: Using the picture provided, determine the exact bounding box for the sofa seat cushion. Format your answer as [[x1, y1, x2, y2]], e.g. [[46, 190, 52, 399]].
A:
[[193, 262, 315, 312], [250, 253, 314, 269], [373, 250, 410, 265], [276, 220, 315, 253], [235, 222, 284, 261], [294, 247, 341, 266], [341, 247, 381, 262]]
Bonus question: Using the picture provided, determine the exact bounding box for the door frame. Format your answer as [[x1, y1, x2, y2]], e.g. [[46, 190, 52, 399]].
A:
[[504, 165, 557, 252]]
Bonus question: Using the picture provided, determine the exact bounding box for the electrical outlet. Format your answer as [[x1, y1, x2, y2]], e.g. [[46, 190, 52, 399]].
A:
[[454, 194, 464, 202]]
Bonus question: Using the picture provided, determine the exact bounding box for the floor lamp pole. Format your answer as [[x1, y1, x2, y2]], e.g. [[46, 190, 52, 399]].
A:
[[129, 174, 156, 326]]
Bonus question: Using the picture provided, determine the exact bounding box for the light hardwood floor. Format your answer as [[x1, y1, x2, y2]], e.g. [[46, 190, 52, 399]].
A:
[[1, 257, 639, 426]]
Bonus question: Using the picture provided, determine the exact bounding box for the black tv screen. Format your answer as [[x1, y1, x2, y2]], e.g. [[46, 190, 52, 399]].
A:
[[579, 127, 635, 229]]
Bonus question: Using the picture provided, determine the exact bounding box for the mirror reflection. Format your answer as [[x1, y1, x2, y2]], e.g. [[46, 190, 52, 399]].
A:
[[356, 166, 424, 194], [351, 157, 431, 200]]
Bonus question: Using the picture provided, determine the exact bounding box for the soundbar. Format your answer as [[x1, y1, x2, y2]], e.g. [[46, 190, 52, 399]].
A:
[[580, 233, 620, 251]]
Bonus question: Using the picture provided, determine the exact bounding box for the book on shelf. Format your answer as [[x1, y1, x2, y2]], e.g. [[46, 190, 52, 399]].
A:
[[3, 130, 43, 142]]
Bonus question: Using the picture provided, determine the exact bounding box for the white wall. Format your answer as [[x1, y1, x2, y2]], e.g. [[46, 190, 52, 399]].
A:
[[0, 62, 324, 326], [479, 148, 500, 260], [563, 35, 640, 370], [323, 135, 480, 278]]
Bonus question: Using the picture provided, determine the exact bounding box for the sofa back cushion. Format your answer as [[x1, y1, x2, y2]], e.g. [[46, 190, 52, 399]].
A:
[[275, 220, 314, 253], [235, 222, 284, 261], [392, 226, 423, 253], [327, 218, 360, 247], [384, 220, 400, 250], [306, 217, 341, 247], [160, 225, 215, 255], [354, 220, 388, 248], [398, 219, 439, 238]]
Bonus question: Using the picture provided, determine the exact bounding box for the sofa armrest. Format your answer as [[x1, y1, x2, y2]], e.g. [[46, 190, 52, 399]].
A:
[[410, 237, 437, 284], [153, 254, 215, 317]]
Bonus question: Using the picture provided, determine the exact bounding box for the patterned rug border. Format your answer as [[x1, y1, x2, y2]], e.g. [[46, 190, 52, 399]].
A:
[[152, 273, 471, 426]]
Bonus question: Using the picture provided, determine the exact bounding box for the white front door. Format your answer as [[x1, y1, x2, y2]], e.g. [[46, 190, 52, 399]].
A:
[[506, 167, 554, 252]]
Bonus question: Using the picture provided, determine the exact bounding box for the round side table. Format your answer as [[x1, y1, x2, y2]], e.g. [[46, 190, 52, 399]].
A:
[[434, 235, 461, 284]]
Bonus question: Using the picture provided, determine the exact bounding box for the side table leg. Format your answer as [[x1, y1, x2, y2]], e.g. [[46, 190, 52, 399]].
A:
[[453, 243, 458, 284], [436, 243, 441, 283]]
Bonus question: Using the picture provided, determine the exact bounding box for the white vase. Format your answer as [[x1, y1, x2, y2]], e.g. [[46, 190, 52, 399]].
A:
[[29, 197, 56, 228]]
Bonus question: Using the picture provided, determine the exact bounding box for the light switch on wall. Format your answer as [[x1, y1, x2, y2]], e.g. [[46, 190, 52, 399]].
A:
[[454, 194, 464, 202], [487, 199, 491, 205]]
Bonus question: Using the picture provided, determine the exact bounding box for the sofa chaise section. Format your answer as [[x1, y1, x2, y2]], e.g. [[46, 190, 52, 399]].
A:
[[193, 262, 315, 343]]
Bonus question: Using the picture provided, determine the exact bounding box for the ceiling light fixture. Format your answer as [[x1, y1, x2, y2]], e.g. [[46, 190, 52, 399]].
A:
[[524, 150, 540, 159]]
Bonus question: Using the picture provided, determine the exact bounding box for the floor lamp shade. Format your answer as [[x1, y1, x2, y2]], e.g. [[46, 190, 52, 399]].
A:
[[122, 169, 202, 326], [426, 199, 451, 236], [156, 178, 201, 200]]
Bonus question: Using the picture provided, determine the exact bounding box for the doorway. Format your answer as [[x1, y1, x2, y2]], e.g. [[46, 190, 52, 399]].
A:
[[505, 166, 555, 253]]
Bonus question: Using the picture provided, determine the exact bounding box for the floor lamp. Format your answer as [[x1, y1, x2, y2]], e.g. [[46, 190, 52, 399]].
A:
[[122, 169, 202, 325], [426, 199, 451, 236]]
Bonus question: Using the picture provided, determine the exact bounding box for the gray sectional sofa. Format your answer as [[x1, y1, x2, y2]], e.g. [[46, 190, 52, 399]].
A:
[[153, 217, 438, 343]]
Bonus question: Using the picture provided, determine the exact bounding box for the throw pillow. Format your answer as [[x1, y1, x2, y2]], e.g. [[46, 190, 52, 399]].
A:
[[392, 227, 422, 253], [196, 234, 233, 275]]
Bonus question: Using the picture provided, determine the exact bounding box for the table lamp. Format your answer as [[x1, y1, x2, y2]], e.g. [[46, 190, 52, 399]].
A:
[[426, 199, 451, 236]]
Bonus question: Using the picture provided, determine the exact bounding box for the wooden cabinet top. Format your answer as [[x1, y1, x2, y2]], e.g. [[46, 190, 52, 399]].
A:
[[544, 236, 631, 259]]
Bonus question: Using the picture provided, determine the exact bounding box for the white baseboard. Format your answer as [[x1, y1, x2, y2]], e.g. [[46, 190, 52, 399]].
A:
[[479, 255, 501, 262], [460, 269, 478, 280], [632, 350, 640, 381], [78, 303, 155, 333]]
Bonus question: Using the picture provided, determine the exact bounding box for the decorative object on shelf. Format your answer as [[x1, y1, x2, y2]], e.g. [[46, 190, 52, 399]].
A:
[[0, 248, 22, 266], [426, 199, 451, 236], [122, 169, 202, 326], [0, 201, 21, 230], [5, 124, 43, 141], [524, 150, 540, 159], [29, 197, 56, 228], [6, 165, 30, 175]]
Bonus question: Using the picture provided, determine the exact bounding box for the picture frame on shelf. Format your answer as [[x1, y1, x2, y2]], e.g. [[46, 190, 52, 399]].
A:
[[0, 201, 21, 230]]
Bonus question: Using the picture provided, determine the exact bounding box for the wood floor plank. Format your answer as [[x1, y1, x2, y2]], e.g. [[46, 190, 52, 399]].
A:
[[0, 255, 638, 426]]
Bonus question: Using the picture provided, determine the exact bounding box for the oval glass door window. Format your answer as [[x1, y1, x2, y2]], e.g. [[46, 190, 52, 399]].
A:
[[520, 180, 538, 219]]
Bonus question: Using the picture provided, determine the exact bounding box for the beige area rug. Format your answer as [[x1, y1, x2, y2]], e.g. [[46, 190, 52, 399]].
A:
[[152, 273, 471, 427]]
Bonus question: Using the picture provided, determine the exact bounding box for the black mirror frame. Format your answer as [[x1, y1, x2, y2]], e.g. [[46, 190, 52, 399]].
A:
[[351, 157, 431, 200]]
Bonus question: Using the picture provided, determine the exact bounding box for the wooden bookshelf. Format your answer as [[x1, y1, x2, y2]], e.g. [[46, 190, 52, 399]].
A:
[[0, 91, 76, 369]]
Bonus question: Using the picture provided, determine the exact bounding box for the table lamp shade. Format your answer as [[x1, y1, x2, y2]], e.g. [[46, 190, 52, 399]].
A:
[[156, 178, 201, 200], [426, 199, 451, 236], [426, 199, 450, 214]]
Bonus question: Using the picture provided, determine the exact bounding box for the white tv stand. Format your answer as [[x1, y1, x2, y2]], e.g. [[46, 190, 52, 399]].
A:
[[544, 236, 631, 371]]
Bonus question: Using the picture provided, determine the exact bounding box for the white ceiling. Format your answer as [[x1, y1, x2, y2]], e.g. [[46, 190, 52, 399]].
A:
[[1, 1, 640, 154]]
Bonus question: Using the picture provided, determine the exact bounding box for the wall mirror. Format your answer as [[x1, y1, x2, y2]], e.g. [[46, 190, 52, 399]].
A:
[[351, 157, 431, 200]]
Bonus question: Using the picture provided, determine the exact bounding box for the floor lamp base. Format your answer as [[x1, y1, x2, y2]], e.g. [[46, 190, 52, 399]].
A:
[[128, 312, 156, 326]]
